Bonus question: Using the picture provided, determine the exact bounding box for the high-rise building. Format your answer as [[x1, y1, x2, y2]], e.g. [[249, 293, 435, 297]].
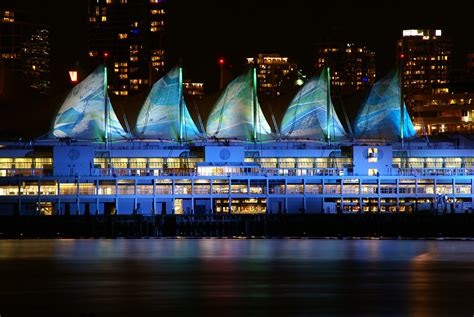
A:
[[88, 0, 167, 97], [0, 9, 51, 94], [22, 28, 50, 94], [246, 54, 297, 96], [397, 29, 451, 98], [315, 42, 376, 95]]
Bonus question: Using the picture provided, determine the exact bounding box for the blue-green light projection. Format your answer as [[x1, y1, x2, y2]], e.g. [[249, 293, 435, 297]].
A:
[[354, 68, 417, 140], [206, 69, 273, 141], [136, 66, 201, 140], [51, 65, 127, 141], [280, 68, 346, 140]]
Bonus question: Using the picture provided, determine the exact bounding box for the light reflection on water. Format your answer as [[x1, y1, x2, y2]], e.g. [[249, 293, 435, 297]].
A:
[[0, 239, 473, 316]]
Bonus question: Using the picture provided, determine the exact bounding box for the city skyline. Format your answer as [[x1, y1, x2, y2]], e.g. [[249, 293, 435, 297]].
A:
[[3, 0, 474, 94]]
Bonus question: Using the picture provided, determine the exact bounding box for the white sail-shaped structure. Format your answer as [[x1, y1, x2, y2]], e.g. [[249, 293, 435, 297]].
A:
[[280, 69, 346, 140], [206, 69, 273, 141], [51, 65, 127, 141], [135, 67, 201, 140], [354, 68, 417, 140]]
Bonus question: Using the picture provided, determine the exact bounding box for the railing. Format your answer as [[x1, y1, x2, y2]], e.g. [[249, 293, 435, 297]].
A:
[[399, 168, 474, 176]]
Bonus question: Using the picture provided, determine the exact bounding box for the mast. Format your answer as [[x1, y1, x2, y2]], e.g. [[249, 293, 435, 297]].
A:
[[178, 65, 184, 143], [252, 65, 258, 142], [399, 56, 405, 147], [104, 65, 109, 148], [326, 67, 331, 145]]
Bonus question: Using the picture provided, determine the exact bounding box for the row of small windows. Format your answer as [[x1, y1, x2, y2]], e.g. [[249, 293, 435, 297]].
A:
[[0, 180, 470, 197], [0, 157, 473, 171]]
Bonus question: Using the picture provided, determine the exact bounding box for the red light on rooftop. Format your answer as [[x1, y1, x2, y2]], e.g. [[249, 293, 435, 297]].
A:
[[103, 52, 109, 58], [400, 53, 405, 59], [218, 58, 225, 65]]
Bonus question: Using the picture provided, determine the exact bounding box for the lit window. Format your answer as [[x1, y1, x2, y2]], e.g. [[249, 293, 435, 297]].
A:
[[368, 148, 378, 162], [118, 33, 128, 39], [101, 16, 107, 22], [368, 169, 378, 176]]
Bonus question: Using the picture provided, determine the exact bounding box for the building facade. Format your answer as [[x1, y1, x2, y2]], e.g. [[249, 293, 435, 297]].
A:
[[246, 54, 297, 96], [0, 9, 51, 94], [0, 141, 472, 216], [1, 61, 472, 216], [397, 29, 451, 101], [88, 0, 167, 96], [315, 42, 376, 95], [411, 93, 474, 135]]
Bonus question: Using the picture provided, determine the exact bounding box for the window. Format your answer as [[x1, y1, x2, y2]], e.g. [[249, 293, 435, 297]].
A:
[[368, 169, 378, 176], [368, 148, 378, 162]]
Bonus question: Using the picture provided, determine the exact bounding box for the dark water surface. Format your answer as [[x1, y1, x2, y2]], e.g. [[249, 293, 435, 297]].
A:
[[1, 239, 474, 316]]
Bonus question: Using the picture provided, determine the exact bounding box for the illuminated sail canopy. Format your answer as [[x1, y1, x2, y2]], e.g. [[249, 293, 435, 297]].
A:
[[206, 69, 273, 140], [280, 69, 346, 140], [135, 66, 201, 140], [354, 68, 417, 139], [51, 65, 127, 141]]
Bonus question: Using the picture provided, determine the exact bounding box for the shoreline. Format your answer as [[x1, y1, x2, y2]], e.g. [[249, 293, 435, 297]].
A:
[[1, 213, 474, 238]]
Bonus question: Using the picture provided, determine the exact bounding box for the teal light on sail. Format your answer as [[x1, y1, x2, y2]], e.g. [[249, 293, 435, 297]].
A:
[[326, 66, 331, 143], [51, 65, 127, 141], [135, 66, 201, 140], [253, 67, 258, 141], [178, 66, 184, 141], [104, 65, 109, 144], [206, 69, 273, 141], [280, 68, 346, 140], [354, 68, 417, 140]]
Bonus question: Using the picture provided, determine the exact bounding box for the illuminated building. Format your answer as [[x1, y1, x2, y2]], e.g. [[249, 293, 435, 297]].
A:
[[22, 28, 50, 94], [315, 42, 376, 95], [0, 65, 472, 216], [246, 54, 297, 96], [397, 29, 451, 101], [0, 9, 51, 94], [88, 0, 167, 96], [411, 93, 474, 135]]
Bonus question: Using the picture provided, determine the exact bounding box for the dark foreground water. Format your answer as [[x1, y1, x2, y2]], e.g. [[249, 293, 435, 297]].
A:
[[1, 239, 474, 316]]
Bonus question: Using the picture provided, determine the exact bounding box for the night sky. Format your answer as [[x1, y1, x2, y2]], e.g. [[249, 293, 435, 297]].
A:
[[10, 0, 474, 92], [3, 0, 474, 138]]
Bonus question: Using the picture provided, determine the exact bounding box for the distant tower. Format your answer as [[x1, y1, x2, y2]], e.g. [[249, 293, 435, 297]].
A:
[[315, 42, 376, 95], [397, 29, 451, 99], [0, 9, 51, 94], [246, 54, 298, 96], [87, 0, 167, 97]]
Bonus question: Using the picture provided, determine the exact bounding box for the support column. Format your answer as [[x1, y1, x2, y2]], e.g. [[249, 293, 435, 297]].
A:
[[303, 178, 306, 213]]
